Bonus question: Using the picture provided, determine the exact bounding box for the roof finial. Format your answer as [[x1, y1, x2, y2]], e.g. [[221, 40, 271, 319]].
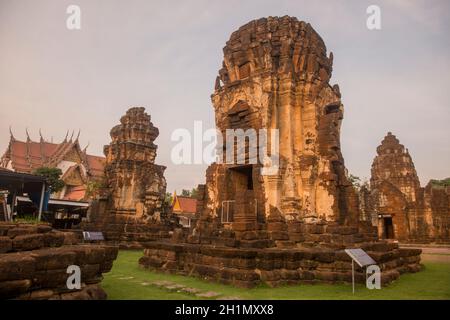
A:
[[75, 129, 81, 141], [39, 128, 44, 142], [69, 130, 74, 142], [83, 141, 90, 153], [25, 127, 31, 142], [63, 130, 69, 142], [9, 126, 15, 141]]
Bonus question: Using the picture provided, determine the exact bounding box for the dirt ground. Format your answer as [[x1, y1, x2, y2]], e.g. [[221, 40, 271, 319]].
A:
[[400, 245, 450, 263]]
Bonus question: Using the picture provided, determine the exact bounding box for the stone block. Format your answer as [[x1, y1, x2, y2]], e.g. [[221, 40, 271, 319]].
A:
[[7, 227, 38, 238], [42, 232, 65, 248], [32, 269, 69, 289], [12, 234, 44, 251], [313, 271, 337, 282], [31, 248, 77, 270], [267, 222, 287, 232], [0, 236, 12, 253], [0, 253, 35, 281], [0, 279, 32, 299]]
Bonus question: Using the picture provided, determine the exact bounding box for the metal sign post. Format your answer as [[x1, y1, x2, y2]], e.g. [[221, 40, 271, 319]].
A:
[[345, 248, 377, 294], [351, 259, 355, 294], [37, 182, 46, 221]]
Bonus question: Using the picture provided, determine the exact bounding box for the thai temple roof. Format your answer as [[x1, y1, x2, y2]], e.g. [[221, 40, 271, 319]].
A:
[[1, 129, 105, 179]]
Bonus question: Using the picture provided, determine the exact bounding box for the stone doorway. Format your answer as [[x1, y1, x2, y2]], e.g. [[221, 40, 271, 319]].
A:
[[225, 165, 258, 224], [229, 164, 253, 191], [384, 216, 395, 239]]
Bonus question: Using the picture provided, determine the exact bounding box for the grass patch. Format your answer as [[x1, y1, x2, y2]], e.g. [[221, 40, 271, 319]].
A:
[[102, 250, 450, 300], [15, 215, 42, 224]]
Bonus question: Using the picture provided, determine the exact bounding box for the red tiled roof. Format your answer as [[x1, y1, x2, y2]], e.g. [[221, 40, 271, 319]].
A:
[[86, 155, 105, 178], [2, 138, 105, 177], [174, 196, 197, 214]]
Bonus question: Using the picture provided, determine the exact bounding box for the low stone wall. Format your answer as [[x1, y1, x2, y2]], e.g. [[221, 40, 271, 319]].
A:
[[83, 199, 176, 249], [139, 241, 421, 288], [0, 222, 118, 300], [188, 219, 379, 249], [83, 213, 174, 249]]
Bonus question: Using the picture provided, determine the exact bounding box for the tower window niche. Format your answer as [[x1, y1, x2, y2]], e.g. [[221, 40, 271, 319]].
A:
[[325, 104, 340, 115], [238, 62, 251, 79]]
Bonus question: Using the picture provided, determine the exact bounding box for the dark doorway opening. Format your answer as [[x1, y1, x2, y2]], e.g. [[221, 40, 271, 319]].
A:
[[384, 217, 394, 239], [229, 165, 253, 190]]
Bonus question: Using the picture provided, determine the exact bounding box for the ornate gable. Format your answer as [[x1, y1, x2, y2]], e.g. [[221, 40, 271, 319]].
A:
[[63, 145, 84, 164], [62, 164, 87, 186]]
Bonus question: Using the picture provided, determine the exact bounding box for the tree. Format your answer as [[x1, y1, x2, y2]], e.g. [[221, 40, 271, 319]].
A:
[[165, 192, 173, 206], [33, 167, 65, 193], [181, 189, 191, 197], [348, 174, 361, 189], [85, 179, 105, 200], [430, 178, 450, 187], [361, 178, 370, 190], [180, 188, 198, 198], [190, 187, 198, 198], [348, 174, 370, 191]]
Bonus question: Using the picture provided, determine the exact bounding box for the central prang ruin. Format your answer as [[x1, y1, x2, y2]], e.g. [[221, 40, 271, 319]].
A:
[[140, 16, 422, 287], [195, 14, 362, 246]]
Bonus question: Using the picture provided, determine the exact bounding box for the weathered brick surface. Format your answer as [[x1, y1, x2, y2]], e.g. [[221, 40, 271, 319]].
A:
[[139, 16, 424, 289], [0, 222, 118, 300], [362, 132, 450, 243], [139, 241, 421, 288], [82, 108, 178, 247]]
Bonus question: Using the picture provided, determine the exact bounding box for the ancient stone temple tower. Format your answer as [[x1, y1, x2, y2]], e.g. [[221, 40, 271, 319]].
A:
[[371, 132, 420, 203], [194, 15, 363, 246], [365, 132, 449, 242], [104, 107, 166, 221], [85, 107, 175, 247], [140, 17, 422, 287]]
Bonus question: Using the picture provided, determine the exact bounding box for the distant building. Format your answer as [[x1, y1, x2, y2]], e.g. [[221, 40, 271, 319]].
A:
[[171, 192, 197, 228], [0, 129, 105, 201], [363, 132, 450, 243]]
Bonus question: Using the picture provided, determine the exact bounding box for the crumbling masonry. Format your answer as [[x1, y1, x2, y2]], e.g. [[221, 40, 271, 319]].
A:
[[84, 107, 176, 248], [361, 132, 449, 243], [140, 16, 422, 287]]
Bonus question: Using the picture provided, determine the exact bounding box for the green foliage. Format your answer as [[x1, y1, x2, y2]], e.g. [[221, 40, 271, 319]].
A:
[[190, 187, 198, 198], [85, 179, 105, 199], [165, 192, 173, 206], [181, 189, 191, 197], [180, 188, 198, 198], [430, 178, 450, 187], [15, 215, 41, 224], [33, 167, 65, 193], [348, 174, 369, 191], [349, 174, 361, 189]]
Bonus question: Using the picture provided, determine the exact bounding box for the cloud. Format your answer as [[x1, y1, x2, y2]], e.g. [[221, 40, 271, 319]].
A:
[[389, 0, 450, 32]]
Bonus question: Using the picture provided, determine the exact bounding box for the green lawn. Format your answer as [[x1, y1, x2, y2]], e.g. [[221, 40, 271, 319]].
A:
[[102, 250, 450, 300]]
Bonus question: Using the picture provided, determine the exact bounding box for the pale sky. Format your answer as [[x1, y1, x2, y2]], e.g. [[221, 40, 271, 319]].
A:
[[0, 0, 449, 192]]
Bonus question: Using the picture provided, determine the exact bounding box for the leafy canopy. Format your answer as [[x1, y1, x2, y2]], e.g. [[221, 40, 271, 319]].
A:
[[33, 167, 65, 193]]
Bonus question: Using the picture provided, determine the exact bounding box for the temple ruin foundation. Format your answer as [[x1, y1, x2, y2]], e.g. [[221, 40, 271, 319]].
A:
[[0, 222, 118, 299], [139, 16, 422, 287]]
